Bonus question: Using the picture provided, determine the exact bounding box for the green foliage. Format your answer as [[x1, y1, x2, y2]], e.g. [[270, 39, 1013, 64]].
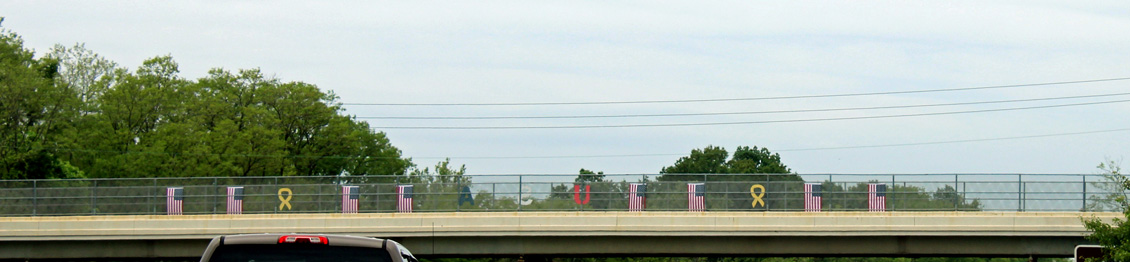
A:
[[408, 159, 468, 210], [659, 146, 791, 177], [578, 168, 606, 183], [649, 146, 980, 211], [1084, 159, 1129, 262], [1086, 159, 1127, 212], [817, 182, 980, 211], [0, 25, 84, 180], [0, 27, 412, 179], [658, 146, 802, 210], [46, 43, 119, 107]]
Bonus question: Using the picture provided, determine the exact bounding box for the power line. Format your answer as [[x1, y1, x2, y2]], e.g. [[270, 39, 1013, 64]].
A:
[[342, 77, 1130, 106], [370, 98, 1130, 129], [775, 128, 1130, 152], [356, 92, 1130, 120], [20, 127, 1130, 160], [444, 127, 1130, 159]]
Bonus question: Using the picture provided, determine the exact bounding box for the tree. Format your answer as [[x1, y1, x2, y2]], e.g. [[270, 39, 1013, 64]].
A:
[[45, 43, 119, 109], [658, 146, 800, 210], [1084, 159, 1130, 262], [658, 145, 730, 176], [403, 159, 473, 211], [3, 23, 415, 179], [659, 145, 793, 180], [0, 22, 85, 179]]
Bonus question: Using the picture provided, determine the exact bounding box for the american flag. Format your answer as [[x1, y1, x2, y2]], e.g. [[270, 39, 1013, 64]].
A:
[[868, 183, 887, 212], [397, 185, 413, 213], [804, 183, 822, 212], [628, 183, 646, 212], [166, 187, 183, 215], [226, 186, 243, 215], [342, 186, 359, 214], [687, 183, 705, 211]]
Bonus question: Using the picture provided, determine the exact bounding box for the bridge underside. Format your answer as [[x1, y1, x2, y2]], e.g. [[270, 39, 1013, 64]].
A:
[[0, 212, 1112, 260], [406, 235, 1084, 257], [0, 235, 1084, 261]]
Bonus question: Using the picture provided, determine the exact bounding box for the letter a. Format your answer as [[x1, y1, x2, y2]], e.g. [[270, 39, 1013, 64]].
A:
[[458, 186, 475, 206]]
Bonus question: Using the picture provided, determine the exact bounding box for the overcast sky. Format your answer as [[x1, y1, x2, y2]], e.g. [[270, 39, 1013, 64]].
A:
[[4, 1, 1130, 175]]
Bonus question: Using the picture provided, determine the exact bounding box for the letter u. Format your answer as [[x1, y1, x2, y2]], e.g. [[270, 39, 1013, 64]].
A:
[[573, 184, 591, 205]]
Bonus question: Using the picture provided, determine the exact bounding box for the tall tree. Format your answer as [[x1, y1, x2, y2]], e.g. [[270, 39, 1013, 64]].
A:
[[80, 56, 191, 177], [45, 43, 119, 109], [0, 23, 85, 179], [1, 24, 414, 179]]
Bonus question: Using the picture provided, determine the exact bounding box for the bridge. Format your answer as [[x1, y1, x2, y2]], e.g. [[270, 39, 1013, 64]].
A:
[[0, 211, 1119, 260], [0, 174, 1121, 260]]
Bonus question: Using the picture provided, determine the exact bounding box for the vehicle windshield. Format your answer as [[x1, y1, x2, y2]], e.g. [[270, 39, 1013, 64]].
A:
[[208, 244, 393, 262]]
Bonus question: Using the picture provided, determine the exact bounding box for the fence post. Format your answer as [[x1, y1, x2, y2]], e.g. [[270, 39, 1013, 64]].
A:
[[152, 179, 157, 215], [274, 177, 279, 214], [891, 175, 896, 211], [518, 175, 523, 212], [765, 174, 770, 211], [397, 176, 402, 212], [213, 178, 218, 214], [91, 180, 97, 215], [828, 175, 834, 211], [954, 174, 959, 211], [1018, 174, 1023, 212], [32, 180, 37, 216], [1083, 175, 1088, 211]]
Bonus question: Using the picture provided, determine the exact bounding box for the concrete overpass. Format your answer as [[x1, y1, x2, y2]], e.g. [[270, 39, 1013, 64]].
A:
[[0, 211, 1118, 260]]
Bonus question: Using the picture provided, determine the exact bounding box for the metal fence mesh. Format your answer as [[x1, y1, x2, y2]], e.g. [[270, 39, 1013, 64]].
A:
[[0, 174, 1120, 216]]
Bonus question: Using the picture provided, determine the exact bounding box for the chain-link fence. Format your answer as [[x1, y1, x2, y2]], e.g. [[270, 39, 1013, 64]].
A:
[[0, 174, 1121, 216]]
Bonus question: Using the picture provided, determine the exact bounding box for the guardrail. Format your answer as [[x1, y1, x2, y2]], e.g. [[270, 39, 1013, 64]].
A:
[[0, 174, 1122, 216]]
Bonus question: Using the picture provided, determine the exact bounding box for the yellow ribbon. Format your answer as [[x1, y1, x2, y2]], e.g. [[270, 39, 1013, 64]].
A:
[[278, 188, 293, 210], [750, 184, 766, 208]]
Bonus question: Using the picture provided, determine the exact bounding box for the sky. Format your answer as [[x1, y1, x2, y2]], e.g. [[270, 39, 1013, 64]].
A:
[[4, 1, 1130, 175]]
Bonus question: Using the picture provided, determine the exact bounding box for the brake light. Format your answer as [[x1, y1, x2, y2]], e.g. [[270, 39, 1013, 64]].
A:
[[278, 235, 329, 245]]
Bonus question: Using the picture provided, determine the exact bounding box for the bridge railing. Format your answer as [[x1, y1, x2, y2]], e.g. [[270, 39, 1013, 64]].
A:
[[0, 174, 1121, 216]]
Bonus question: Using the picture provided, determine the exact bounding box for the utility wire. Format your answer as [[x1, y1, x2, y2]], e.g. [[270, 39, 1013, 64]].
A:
[[370, 98, 1130, 129], [17, 127, 1130, 160], [775, 128, 1130, 152], [357, 92, 1130, 120], [448, 127, 1130, 158], [342, 77, 1130, 106]]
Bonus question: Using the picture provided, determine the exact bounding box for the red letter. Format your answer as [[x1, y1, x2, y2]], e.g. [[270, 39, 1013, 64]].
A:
[[573, 184, 591, 205]]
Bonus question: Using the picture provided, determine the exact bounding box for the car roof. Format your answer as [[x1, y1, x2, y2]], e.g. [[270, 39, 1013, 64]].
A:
[[220, 233, 386, 249]]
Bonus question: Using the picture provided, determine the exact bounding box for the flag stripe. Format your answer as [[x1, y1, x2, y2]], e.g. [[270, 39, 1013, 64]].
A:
[[629, 183, 646, 211], [226, 186, 243, 215], [343, 186, 359, 213], [868, 183, 887, 212], [687, 183, 705, 211], [398, 185, 413, 213], [804, 183, 821, 212], [166, 187, 182, 215]]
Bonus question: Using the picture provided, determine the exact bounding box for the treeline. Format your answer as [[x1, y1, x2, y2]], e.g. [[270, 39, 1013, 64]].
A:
[[1, 24, 411, 179], [536, 146, 979, 211], [2, 24, 983, 213]]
